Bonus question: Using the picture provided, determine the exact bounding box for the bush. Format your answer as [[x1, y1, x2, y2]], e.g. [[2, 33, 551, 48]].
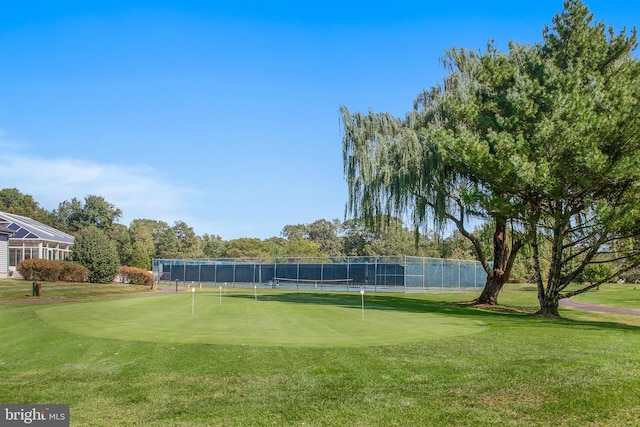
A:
[[117, 266, 155, 287], [59, 262, 90, 282], [16, 259, 90, 282], [72, 226, 120, 284], [17, 259, 63, 281]]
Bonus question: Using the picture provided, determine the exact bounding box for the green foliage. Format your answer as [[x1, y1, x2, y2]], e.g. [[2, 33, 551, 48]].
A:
[[4, 188, 499, 274], [264, 236, 287, 260], [439, 230, 476, 260], [221, 238, 272, 259], [341, 1, 640, 313], [72, 226, 120, 284], [577, 262, 615, 284], [281, 223, 307, 240], [0, 188, 56, 226], [155, 227, 181, 258], [129, 241, 152, 270], [521, 1, 640, 313], [172, 220, 203, 257], [112, 223, 134, 266], [340, 32, 531, 304], [620, 266, 640, 284], [118, 266, 154, 287], [129, 219, 157, 264], [53, 195, 122, 233], [281, 239, 325, 257], [0, 188, 40, 216], [340, 217, 436, 257], [154, 220, 203, 259], [50, 198, 81, 233], [201, 233, 224, 258], [281, 219, 343, 256]]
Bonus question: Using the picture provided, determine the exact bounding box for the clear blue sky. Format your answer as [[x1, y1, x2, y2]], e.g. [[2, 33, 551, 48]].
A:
[[0, 1, 637, 239]]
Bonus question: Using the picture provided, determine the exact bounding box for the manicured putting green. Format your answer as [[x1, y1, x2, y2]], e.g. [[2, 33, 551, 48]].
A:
[[35, 291, 487, 347]]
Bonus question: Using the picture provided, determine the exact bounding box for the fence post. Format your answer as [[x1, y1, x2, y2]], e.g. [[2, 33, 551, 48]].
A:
[[374, 258, 378, 291], [403, 256, 407, 293], [422, 257, 425, 292]]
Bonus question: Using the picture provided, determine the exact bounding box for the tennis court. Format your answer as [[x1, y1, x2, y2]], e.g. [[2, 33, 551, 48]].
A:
[[153, 256, 487, 292]]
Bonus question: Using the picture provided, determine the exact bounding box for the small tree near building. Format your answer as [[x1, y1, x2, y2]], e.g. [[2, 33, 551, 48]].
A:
[[72, 226, 120, 283]]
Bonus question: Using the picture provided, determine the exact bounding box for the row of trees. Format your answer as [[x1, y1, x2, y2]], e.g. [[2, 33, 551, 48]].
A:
[[3, 185, 633, 287], [0, 187, 497, 264], [341, 1, 640, 316]]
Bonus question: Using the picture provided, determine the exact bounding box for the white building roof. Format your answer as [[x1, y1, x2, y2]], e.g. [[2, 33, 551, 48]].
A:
[[0, 211, 74, 244]]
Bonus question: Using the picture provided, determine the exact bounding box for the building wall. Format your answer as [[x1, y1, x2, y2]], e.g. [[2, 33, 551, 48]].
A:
[[0, 234, 8, 278]]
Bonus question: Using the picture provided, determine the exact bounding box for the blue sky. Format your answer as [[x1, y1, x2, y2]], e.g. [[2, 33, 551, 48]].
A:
[[0, 1, 637, 239]]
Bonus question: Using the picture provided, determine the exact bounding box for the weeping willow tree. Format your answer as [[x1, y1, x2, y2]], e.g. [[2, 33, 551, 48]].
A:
[[341, 43, 536, 305]]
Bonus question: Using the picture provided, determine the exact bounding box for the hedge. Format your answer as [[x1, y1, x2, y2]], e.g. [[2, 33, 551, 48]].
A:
[[16, 260, 154, 286], [17, 259, 89, 282], [117, 266, 155, 287], [59, 262, 90, 282]]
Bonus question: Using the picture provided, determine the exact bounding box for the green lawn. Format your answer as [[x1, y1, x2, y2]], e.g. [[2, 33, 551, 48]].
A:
[[35, 290, 487, 346], [0, 278, 153, 300], [1, 281, 640, 426]]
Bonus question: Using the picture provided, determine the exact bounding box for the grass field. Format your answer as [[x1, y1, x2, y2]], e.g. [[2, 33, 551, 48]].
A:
[[35, 291, 487, 346], [0, 278, 153, 300], [1, 280, 640, 426]]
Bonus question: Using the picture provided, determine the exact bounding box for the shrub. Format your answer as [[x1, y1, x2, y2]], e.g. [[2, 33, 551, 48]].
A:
[[118, 266, 155, 287], [16, 259, 90, 282], [17, 259, 63, 281], [59, 262, 90, 282], [72, 226, 120, 284]]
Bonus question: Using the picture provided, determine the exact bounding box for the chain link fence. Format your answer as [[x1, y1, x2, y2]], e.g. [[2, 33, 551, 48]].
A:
[[153, 256, 487, 293]]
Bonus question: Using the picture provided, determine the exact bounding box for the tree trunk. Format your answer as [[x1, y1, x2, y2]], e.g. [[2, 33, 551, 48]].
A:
[[473, 219, 509, 305], [536, 293, 560, 317], [534, 215, 563, 317], [474, 272, 504, 305]]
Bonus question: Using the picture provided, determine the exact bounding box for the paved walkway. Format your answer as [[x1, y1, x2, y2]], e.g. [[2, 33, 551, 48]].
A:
[[560, 298, 640, 317]]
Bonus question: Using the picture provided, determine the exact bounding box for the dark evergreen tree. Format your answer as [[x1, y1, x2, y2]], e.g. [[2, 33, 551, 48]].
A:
[[72, 226, 120, 283]]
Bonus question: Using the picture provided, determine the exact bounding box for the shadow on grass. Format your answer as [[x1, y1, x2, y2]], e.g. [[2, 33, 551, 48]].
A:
[[226, 291, 640, 332], [229, 291, 521, 319]]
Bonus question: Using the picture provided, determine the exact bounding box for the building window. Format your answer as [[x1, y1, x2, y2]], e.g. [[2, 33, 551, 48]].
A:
[[9, 249, 22, 267]]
